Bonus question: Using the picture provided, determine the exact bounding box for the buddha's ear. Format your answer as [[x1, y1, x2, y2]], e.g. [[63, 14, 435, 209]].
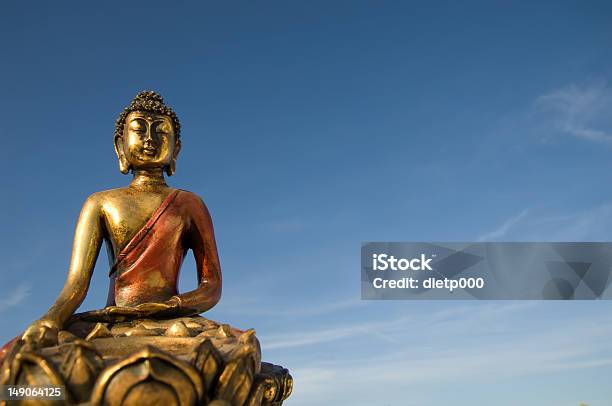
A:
[[114, 135, 130, 174], [166, 138, 181, 176]]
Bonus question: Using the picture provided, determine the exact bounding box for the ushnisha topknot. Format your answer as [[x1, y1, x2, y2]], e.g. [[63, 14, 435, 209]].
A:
[[114, 90, 181, 139]]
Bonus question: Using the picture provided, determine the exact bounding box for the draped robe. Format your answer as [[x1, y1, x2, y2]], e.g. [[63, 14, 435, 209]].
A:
[[108, 189, 222, 309]]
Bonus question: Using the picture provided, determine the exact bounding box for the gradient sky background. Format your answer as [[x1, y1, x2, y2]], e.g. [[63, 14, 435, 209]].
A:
[[2, 1, 612, 405]]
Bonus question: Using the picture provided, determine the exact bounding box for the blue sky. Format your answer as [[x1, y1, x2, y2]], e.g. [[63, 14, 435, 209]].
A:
[[2, 1, 612, 404]]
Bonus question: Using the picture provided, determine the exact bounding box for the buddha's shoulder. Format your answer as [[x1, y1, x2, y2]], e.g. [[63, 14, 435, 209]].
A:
[[81, 188, 138, 209], [176, 189, 207, 206], [85, 187, 130, 201]]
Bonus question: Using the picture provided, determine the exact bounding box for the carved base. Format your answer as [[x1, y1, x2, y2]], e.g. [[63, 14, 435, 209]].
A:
[[0, 316, 292, 405]]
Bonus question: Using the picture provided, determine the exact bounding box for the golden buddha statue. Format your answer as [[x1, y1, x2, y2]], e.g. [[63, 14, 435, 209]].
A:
[[0, 91, 292, 406]]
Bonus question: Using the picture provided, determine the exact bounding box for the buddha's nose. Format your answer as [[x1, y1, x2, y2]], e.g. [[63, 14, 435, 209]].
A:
[[143, 130, 154, 144]]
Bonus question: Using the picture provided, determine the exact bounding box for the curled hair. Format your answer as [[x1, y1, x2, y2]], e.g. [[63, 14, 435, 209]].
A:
[[114, 91, 181, 138]]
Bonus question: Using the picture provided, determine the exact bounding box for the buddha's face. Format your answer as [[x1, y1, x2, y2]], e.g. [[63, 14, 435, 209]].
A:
[[116, 111, 180, 173]]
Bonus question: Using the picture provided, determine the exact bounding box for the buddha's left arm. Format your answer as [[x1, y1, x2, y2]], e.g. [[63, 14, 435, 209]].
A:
[[176, 196, 222, 315], [43, 195, 103, 326]]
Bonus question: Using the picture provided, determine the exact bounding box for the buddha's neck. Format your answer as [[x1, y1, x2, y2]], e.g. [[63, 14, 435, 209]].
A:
[[130, 168, 168, 191]]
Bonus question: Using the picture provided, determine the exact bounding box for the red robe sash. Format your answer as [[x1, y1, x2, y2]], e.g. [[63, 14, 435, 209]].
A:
[[108, 189, 185, 307]]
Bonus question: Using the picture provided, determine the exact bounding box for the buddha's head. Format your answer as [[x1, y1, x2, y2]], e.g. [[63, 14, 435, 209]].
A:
[[114, 91, 181, 176]]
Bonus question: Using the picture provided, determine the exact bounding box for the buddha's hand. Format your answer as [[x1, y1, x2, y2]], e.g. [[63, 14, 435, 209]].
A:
[[21, 319, 60, 349], [103, 306, 147, 320], [133, 297, 181, 318]]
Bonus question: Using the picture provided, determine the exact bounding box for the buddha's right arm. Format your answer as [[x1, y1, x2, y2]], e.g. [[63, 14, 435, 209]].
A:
[[41, 195, 104, 328]]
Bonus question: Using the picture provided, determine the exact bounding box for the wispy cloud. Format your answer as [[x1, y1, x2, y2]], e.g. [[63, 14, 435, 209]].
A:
[[533, 203, 612, 241], [477, 208, 530, 241], [262, 314, 414, 349], [262, 302, 537, 350], [476, 203, 612, 242], [219, 297, 365, 318], [535, 80, 612, 143], [291, 342, 612, 405], [280, 303, 612, 405], [0, 283, 31, 312]]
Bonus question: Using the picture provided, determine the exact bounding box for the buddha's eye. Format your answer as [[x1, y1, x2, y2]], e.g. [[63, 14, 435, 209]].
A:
[[156, 122, 171, 135], [129, 120, 145, 132]]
